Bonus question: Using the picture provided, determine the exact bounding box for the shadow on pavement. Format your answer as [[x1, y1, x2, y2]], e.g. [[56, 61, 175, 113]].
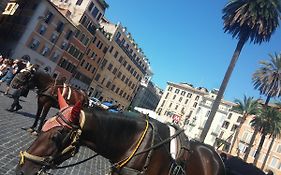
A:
[[15, 111, 36, 119]]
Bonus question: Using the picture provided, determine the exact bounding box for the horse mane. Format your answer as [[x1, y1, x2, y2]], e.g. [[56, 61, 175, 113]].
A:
[[83, 107, 146, 145]]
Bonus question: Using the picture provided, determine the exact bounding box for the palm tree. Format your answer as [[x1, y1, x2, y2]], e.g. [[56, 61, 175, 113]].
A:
[[261, 104, 281, 170], [229, 95, 260, 154], [253, 53, 281, 105], [200, 0, 281, 142], [251, 107, 280, 165], [244, 54, 281, 161]]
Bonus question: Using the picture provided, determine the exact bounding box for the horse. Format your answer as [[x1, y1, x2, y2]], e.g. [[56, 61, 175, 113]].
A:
[[15, 89, 226, 175], [11, 67, 88, 134]]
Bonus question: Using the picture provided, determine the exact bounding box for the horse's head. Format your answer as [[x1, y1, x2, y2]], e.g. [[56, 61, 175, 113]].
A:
[[15, 126, 75, 175], [16, 89, 82, 175], [11, 64, 38, 89]]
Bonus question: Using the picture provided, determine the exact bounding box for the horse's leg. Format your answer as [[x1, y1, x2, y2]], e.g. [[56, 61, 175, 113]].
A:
[[35, 102, 52, 133], [27, 98, 44, 132]]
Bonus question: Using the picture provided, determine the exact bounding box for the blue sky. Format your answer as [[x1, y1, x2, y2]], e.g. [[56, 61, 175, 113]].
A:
[[105, 0, 281, 102]]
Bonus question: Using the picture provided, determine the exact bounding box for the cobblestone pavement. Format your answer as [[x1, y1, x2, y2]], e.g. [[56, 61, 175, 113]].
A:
[[0, 90, 110, 175]]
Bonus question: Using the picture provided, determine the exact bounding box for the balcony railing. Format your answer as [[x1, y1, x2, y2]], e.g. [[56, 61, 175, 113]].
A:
[[115, 39, 146, 75]]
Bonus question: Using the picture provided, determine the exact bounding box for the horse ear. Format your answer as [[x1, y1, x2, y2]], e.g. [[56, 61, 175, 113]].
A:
[[58, 88, 68, 109], [70, 101, 82, 123]]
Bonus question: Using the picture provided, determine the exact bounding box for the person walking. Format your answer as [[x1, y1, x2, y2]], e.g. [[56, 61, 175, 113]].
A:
[[0, 59, 21, 95], [6, 84, 27, 112], [6, 64, 38, 112]]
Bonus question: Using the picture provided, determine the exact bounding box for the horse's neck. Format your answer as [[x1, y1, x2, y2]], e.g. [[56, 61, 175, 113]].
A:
[[35, 74, 54, 91], [82, 110, 144, 161]]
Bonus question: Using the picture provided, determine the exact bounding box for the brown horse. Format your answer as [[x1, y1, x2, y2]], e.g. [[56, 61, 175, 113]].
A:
[[16, 90, 225, 175], [12, 68, 88, 134]]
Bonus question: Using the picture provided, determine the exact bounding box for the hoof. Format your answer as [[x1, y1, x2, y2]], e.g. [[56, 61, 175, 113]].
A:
[[31, 131, 39, 136], [26, 128, 35, 132]]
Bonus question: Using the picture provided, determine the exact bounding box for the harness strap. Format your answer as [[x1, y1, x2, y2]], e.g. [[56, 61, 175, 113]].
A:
[[19, 151, 52, 166], [115, 119, 149, 169]]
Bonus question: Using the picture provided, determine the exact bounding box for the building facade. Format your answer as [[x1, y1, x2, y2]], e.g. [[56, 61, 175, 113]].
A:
[[155, 82, 242, 146], [0, 0, 77, 78], [231, 116, 281, 175], [130, 80, 163, 111], [88, 20, 152, 109], [0, 0, 11, 14]]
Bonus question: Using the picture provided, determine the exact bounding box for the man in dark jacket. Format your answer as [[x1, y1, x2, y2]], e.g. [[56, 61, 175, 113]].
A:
[[7, 84, 29, 112]]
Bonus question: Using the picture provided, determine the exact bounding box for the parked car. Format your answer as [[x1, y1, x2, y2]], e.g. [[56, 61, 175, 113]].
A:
[[89, 97, 101, 107], [101, 101, 119, 113]]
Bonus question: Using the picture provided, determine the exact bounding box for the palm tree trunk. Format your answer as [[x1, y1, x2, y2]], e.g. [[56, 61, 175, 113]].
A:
[[253, 134, 266, 165], [200, 38, 246, 142], [244, 128, 258, 161], [261, 137, 275, 170], [229, 115, 246, 154]]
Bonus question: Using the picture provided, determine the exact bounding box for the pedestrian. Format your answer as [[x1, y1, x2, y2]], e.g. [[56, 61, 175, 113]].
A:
[[7, 64, 38, 112], [0, 58, 12, 79], [0, 59, 21, 95]]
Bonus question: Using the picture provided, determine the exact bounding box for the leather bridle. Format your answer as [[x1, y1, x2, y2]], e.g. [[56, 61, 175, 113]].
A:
[[19, 108, 82, 174]]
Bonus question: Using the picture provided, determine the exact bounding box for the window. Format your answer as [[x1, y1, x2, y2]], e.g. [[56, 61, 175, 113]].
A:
[[88, 2, 94, 11], [56, 21, 64, 32], [187, 93, 192, 98], [179, 97, 183, 102], [231, 125, 238, 132], [38, 24, 47, 35], [60, 41, 68, 50], [237, 116, 243, 123], [97, 13, 102, 21], [107, 63, 113, 71], [29, 38, 40, 50], [222, 121, 230, 129], [193, 102, 198, 108], [168, 87, 173, 91], [109, 46, 114, 53], [228, 113, 233, 119], [161, 100, 165, 107], [173, 95, 176, 100], [50, 52, 60, 62], [44, 11, 53, 24], [111, 84, 116, 91], [95, 74, 100, 81], [114, 51, 119, 58], [241, 131, 252, 143], [75, 0, 83, 5], [175, 89, 180, 94], [195, 95, 200, 101], [115, 32, 121, 40], [270, 157, 279, 168], [106, 81, 111, 88], [115, 87, 120, 94], [112, 68, 117, 74], [41, 46, 50, 56], [65, 30, 73, 40], [119, 56, 123, 63], [276, 144, 281, 153], [181, 91, 186, 96], [169, 103, 172, 108], [91, 7, 99, 18], [185, 99, 188, 104], [50, 33, 58, 43], [117, 72, 122, 78]]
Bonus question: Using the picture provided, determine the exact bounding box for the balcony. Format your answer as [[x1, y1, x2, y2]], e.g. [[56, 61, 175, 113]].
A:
[[115, 39, 146, 75]]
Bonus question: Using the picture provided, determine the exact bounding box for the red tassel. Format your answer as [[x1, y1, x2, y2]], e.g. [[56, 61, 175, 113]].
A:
[[70, 101, 82, 123], [58, 88, 69, 109]]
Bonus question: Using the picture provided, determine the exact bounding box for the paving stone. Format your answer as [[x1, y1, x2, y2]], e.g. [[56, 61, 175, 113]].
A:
[[0, 91, 110, 175]]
